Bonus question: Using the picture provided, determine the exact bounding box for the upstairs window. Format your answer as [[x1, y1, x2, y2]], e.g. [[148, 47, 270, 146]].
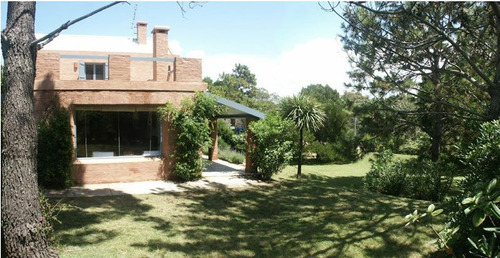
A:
[[78, 62, 108, 80]]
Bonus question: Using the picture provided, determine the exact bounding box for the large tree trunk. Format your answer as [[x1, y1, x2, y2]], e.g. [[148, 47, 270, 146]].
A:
[[1, 2, 57, 257]]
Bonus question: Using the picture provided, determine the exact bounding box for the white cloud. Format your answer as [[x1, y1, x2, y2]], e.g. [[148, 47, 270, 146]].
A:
[[169, 40, 183, 55], [185, 37, 351, 97]]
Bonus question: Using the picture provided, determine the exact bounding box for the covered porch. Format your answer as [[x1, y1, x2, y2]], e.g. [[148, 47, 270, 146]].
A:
[[205, 93, 266, 173]]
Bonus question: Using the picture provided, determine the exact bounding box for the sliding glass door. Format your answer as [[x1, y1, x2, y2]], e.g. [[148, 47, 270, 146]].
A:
[[76, 110, 161, 158]]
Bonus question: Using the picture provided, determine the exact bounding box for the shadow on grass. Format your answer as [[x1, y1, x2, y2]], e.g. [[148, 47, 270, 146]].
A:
[[52, 189, 171, 248], [128, 175, 438, 257], [52, 173, 439, 256]]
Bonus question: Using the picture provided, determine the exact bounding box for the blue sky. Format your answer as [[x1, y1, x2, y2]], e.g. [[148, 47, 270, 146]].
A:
[[1, 1, 351, 96]]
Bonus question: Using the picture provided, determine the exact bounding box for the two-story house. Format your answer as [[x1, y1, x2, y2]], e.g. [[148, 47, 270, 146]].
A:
[[34, 22, 207, 185]]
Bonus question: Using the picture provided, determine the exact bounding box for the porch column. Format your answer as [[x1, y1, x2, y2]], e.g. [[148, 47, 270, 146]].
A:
[[245, 118, 256, 173], [208, 119, 218, 161]]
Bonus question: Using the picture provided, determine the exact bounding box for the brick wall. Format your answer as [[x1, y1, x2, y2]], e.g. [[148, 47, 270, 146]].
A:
[[72, 158, 169, 184], [36, 52, 60, 80], [130, 60, 153, 81], [175, 57, 202, 82], [108, 55, 130, 80]]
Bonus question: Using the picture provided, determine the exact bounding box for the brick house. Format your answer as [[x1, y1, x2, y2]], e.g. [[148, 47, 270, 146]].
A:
[[34, 22, 211, 185]]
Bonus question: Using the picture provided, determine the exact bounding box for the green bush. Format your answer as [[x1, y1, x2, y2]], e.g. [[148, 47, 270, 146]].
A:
[[37, 99, 73, 189], [218, 148, 245, 164], [249, 114, 294, 180], [364, 150, 407, 196], [461, 120, 500, 191], [159, 92, 221, 181], [39, 192, 61, 246], [444, 120, 500, 255], [217, 119, 234, 148], [307, 141, 339, 163], [364, 150, 452, 201]]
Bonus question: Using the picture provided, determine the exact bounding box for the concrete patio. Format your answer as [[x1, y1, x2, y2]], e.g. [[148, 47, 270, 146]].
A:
[[46, 158, 270, 197]]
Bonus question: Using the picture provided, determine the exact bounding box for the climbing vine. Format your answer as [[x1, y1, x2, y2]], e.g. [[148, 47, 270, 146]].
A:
[[158, 92, 221, 181]]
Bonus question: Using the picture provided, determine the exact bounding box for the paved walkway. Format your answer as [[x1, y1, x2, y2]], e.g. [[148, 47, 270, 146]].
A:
[[46, 158, 269, 197]]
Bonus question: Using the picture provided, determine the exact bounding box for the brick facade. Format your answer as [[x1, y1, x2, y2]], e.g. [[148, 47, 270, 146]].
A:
[[108, 55, 131, 80], [175, 57, 203, 82], [34, 22, 207, 185]]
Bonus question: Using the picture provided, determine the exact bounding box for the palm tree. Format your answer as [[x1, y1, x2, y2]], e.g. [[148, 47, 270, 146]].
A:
[[280, 94, 325, 179]]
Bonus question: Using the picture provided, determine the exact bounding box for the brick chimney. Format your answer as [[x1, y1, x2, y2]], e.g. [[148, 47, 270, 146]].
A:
[[152, 26, 170, 81], [136, 21, 148, 45]]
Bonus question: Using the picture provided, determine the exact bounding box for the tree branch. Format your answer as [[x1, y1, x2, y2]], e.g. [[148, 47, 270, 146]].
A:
[[32, 1, 127, 50], [406, 7, 496, 89]]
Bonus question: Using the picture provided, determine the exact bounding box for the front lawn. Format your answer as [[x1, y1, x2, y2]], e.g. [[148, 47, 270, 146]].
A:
[[53, 155, 441, 257]]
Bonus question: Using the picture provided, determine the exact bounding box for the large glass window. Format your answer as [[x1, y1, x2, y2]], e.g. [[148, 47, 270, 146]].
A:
[[76, 110, 161, 158]]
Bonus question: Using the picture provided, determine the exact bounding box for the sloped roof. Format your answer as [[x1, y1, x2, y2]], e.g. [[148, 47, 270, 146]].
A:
[[205, 92, 266, 119], [35, 33, 153, 54]]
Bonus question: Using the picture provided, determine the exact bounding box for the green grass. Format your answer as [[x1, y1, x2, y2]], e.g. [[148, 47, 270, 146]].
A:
[[52, 154, 442, 257]]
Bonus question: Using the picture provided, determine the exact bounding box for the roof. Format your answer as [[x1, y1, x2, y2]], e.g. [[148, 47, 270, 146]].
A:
[[205, 92, 266, 119], [35, 33, 153, 54]]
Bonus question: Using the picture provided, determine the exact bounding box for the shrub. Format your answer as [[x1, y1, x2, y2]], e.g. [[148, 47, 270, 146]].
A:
[[364, 150, 452, 201], [445, 120, 500, 255], [404, 120, 500, 256], [217, 119, 234, 148], [307, 141, 337, 163], [461, 120, 500, 191], [158, 92, 221, 181], [364, 150, 407, 196], [37, 98, 73, 189], [218, 148, 245, 164], [231, 132, 247, 152], [39, 192, 61, 246], [249, 114, 294, 180]]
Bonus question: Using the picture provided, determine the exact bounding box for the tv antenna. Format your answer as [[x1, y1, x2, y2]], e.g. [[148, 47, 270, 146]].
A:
[[130, 3, 138, 36]]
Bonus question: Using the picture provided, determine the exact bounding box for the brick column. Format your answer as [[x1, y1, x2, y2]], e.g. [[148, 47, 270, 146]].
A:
[[208, 119, 218, 161], [152, 26, 170, 81], [245, 118, 256, 173]]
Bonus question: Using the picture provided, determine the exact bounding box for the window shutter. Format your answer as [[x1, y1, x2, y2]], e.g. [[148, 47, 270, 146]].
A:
[[78, 62, 86, 80], [105, 63, 109, 80]]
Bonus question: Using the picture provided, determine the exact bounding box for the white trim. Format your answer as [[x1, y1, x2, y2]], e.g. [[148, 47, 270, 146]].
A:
[[76, 156, 162, 164]]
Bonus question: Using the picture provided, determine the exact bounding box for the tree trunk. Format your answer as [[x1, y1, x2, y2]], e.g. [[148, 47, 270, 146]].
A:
[[297, 127, 304, 179], [430, 123, 442, 162], [491, 2, 500, 120], [1, 2, 57, 257]]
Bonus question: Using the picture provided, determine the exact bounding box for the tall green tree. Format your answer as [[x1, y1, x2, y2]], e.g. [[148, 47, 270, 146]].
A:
[[327, 2, 500, 160], [329, 1, 500, 120], [300, 84, 360, 163], [280, 94, 325, 179], [208, 64, 278, 113], [300, 84, 348, 144]]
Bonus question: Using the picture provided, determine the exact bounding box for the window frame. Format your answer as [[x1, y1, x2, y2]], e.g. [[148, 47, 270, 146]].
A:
[[78, 61, 108, 80], [74, 109, 162, 159]]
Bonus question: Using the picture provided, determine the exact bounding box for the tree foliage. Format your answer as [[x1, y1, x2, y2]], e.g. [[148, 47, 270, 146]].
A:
[[300, 84, 360, 163], [37, 97, 73, 189], [158, 92, 221, 181], [326, 1, 500, 160], [330, 1, 500, 120], [280, 94, 325, 178], [208, 63, 279, 113], [249, 114, 294, 180]]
